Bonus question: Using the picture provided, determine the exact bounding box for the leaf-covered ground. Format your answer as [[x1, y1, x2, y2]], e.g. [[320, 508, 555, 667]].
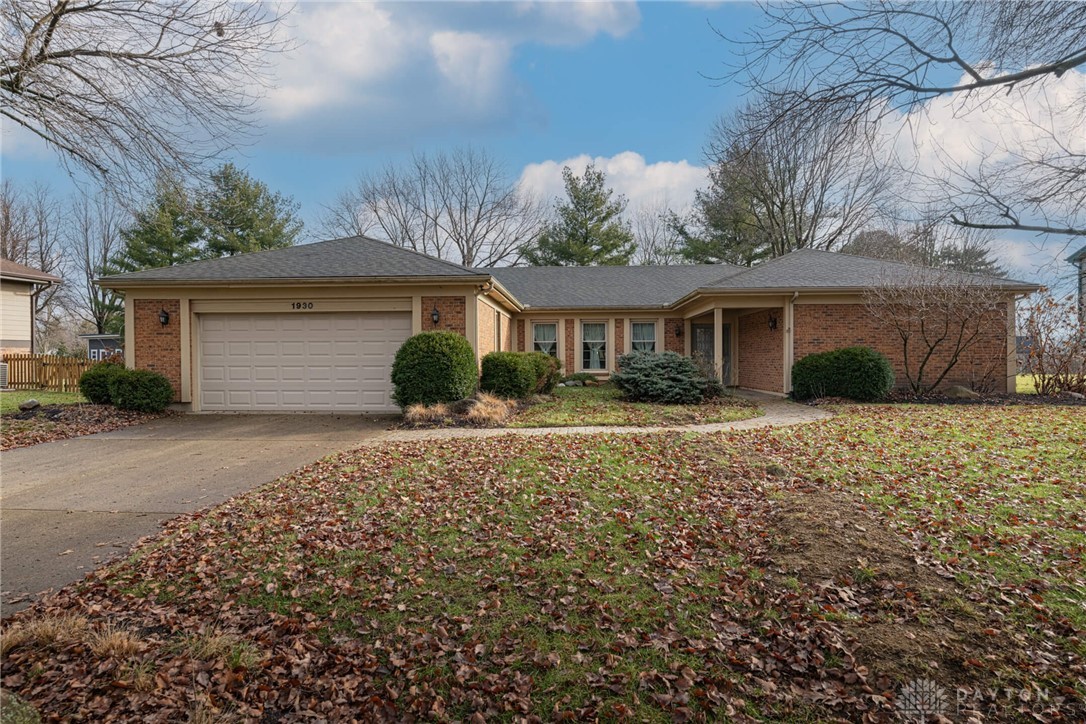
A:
[[1, 405, 1083, 721], [509, 385, 761, 428], [0, 403, 166, 451]]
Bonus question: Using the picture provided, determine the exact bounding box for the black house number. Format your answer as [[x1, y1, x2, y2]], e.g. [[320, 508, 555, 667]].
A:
[[291, 302, 314, 310]]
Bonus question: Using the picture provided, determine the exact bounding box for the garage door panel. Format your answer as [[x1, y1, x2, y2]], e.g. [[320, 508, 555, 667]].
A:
[[199, 312, 410, 413]]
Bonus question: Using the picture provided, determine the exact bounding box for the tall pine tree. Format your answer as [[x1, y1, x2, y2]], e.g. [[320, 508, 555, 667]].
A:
[[112, 174, 202, 272], [522, 164, 634, 266], [201, 163, 303, 257]]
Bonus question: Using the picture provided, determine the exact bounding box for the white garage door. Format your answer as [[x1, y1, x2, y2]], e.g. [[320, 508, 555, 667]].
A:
[[199, 312, 411, 413]]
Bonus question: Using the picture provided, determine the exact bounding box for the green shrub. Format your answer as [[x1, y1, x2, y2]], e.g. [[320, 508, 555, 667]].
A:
[[562, 372, 596, 384], [480, 352, 537, 399], [108, 369, 174, 412], [525, 352, 562, 394], [791, 346, 895, 401], [611, 351, 714, 404], [391, 331, 477, 408], [79, 362, 125, 405]]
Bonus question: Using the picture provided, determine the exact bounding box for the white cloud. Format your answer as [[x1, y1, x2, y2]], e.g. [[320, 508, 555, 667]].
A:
[[262, 1, 640, 142], [519, 151, 708, 211]]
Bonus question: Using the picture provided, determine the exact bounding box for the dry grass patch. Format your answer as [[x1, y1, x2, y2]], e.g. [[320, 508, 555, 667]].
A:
[[464, 392, 517, 425], [175, 628, 260, 670], [0, 614, 88, 654], [87, 624, 142, 658], [403, 402, 450, 425]]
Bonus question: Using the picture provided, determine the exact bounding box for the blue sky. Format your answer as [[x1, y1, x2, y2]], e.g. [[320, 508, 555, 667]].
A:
[[1, 1, 1080, 284], [1, 2, 756, 228]]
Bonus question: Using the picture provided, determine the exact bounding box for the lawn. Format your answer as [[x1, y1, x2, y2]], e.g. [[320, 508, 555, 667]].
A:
[[2, 405, 1083, 720], [509, 383, 761, 427], [0, 390, 86, 415]]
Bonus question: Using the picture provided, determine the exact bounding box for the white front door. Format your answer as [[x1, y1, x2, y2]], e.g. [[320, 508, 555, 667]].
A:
[[198, 312, 411, 413]]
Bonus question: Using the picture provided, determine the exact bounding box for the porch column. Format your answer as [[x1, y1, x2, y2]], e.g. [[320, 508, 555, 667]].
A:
[[713, 307, 724, 383]]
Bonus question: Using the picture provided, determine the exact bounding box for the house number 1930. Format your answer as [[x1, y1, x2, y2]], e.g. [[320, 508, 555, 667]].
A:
[[291, 302, 314, 310]]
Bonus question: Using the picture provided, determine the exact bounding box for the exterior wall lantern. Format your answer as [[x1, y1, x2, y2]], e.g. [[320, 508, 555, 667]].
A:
[[431, 306, 440, 326], [159, 309, 170, 327], [767, 314, 778, 331], [675, 325, 683, 338]]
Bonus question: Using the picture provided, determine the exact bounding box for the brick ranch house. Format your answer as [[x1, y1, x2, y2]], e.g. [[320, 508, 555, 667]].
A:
[[98, 236, 1038, 413]]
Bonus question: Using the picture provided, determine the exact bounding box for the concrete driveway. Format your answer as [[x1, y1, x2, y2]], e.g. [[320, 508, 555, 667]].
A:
[[0, 414, 389, 615]]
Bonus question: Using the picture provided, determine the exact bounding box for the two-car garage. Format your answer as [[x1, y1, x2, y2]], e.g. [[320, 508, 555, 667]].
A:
[[197, 312, 412, 413]]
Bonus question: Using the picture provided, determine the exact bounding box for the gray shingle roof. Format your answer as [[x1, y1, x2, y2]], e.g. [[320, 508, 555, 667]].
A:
[[704, 249, 1037, 291], [99, 236, 484, 284], [488, 264, 745, 309]]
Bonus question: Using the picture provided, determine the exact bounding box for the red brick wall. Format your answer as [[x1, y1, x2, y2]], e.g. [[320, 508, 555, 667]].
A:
[[421, 296, 467, 336], [477, 298, 496, 358], [517, 318, 526, 352], [614, 318, 625, 358], [664, 318, 684, 354], [134, 299, 182, 402], [793, 303, 1009, 392], [738, 309, 784, 393], [564, 319, 575, 374]]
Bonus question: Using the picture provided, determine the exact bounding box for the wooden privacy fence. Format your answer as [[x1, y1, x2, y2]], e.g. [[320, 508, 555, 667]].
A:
[[2, 354, 96, 392]]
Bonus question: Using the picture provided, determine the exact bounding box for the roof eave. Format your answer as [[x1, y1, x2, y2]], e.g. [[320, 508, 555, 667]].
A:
[[1, 271, 62, 284], [96, 274, 493, 290]]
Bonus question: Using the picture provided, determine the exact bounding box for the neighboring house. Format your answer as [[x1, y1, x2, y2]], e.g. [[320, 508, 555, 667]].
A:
[[1069, 244, 1086, 323], [78, 333, 123, 362], [97, 236, 1037, 413], [1, 259, 61, 357]]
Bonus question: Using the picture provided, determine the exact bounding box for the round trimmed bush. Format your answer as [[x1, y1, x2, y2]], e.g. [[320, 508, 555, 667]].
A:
[[791, 346, 894, 401], [79, 362, 125, 405], [612, 351, 711, 404], [525, 352, 562, 394], [108, 369, 174, 412], [480, 352, 537, 399], [391, 331, 477, 408]]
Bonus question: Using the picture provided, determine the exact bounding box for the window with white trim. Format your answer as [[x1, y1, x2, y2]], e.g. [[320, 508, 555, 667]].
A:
[[581, 322, 607, 370], [631, 322, 656, 353], [532, 322, 558, 357]]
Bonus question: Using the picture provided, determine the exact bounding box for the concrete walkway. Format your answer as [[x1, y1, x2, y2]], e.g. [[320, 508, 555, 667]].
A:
[[0, 414, 388, 615], [374, 392, 831, 443]]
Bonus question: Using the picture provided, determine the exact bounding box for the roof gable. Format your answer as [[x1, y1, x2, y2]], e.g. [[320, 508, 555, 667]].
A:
[[99, 236, 483, 284]]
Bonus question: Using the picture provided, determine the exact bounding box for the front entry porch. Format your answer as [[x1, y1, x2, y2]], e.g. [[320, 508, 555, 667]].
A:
[[684, 303, 789, 395]]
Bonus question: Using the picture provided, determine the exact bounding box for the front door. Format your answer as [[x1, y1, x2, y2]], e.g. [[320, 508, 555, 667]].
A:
[[692, 324, 714, 371]]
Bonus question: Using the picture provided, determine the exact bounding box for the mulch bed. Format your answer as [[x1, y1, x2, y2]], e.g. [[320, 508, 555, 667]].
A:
[[1, 404, 169, 451]]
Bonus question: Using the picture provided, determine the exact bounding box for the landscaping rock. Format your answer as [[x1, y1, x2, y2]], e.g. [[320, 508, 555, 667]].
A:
[[1063, 391, 1085, 400], [944, 385, 980, 400], [566, 380, 584, 387], [17, 399, 40, 411]]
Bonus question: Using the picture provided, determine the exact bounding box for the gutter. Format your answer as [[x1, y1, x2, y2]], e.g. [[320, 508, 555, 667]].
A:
[[95, 274, 495, 290]]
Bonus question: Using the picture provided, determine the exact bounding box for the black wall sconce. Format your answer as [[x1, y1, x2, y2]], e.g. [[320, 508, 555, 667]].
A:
[[431, 306, 440, 325], [158, 309, 170, 327], [675, 325, 683, 338], [767, 314, 778, 331]]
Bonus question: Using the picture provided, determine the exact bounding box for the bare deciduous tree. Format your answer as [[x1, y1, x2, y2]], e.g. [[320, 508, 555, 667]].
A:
[[863, 268, 1010, 393], [1, 0, 289, 186], [321, 148, 544, 267], [1018, 289, 1086, 395], [725, 1, 1086, 238], [0, 180, 66, 347], [631, 199, 682, 266], [67, 192, 123, 334], [705, 94, 891, 258]]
